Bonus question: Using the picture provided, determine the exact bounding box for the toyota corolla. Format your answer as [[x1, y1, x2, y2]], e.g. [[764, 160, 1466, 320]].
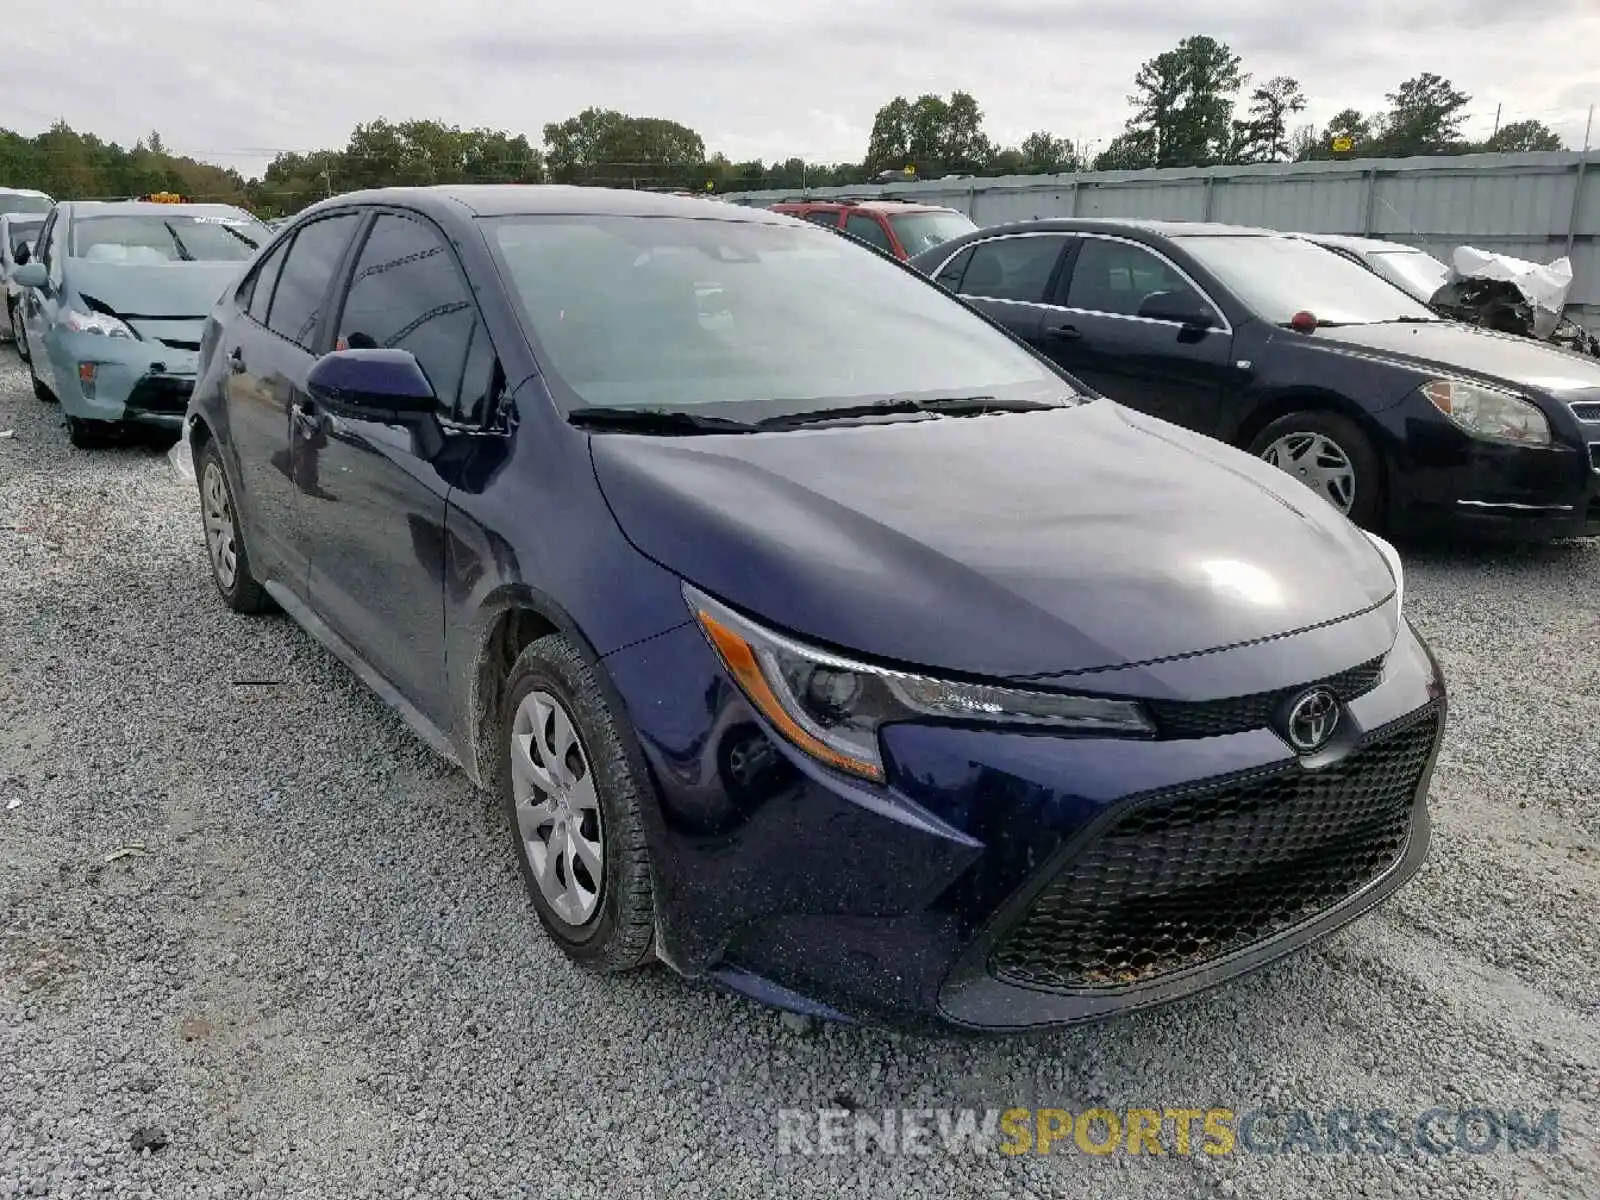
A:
[[185, 186, 1446, 1032]]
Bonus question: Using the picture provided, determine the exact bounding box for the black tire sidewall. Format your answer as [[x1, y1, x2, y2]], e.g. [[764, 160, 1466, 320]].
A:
[[1249, 410, 1384, 530], [195, 439, 265, 611], [500, 635, 654, 971]]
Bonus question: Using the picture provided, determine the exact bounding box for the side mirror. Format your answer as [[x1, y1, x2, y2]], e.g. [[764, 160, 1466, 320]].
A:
[[307, 348, 437, 421], [1138, 290, 1214, 328], [12, 242, 31, 266], [11, 261, 46, 289]]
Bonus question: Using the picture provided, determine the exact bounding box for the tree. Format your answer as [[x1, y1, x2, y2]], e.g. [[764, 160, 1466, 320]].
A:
[[542, 108, 703, 185], [1482, 119, 1563, 153], [1126, 35, 1245, 168], [1298, 108, 1375, 160], [1232, 76, 1307, 163], [864, 91, 992, 174], [1374, 72, 1471, 156], [1093, 129, 1158, 171], [1017, 131, 1084, 174]]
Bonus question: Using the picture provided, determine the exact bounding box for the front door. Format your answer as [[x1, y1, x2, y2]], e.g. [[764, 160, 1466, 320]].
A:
[[1046, 235, 1235, 435], [22, 210, 62, 395], [300, 210, 497, 726], [222, 211, 363, 592]]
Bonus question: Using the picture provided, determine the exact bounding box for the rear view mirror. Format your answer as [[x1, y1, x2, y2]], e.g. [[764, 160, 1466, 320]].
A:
[[1138, 290, 1214, 328], [307, 348, 437, 421], [12, 261, 46, 289]]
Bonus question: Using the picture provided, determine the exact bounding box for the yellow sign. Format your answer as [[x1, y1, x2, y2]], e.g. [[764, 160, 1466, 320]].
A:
[[705, 180, 715, 191], [903, 164, 916, 177], [1331, 136, 1354, 153], [141, 191, 185, 204]]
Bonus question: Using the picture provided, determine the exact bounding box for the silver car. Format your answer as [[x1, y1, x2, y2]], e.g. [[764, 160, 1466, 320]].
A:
[[2, 212, 46, 345]]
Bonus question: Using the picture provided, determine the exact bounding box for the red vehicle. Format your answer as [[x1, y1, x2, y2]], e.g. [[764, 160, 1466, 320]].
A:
[[767, 198, 976, 260]]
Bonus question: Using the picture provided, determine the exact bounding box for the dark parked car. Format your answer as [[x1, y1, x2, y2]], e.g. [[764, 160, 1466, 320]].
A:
[[187, 187, 1443, 1032], [910, 219, 1600, 539]]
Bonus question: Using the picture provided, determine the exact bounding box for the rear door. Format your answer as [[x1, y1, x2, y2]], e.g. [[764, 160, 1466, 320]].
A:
[[1047, 234, 1235, 434], [941, 232, 1075, 345], [22, 210, 62, 394], [299, 210, 495, 724], [221, 211, 363, 592]]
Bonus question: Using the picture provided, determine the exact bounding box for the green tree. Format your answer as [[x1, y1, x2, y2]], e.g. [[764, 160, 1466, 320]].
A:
[[1126, 35, 1245, 167], [1017, 131, 1084, 173], [865, 91, 992, 174], [1231, 76, 1307, 163], [1373, 73, 1471, 156], [1297, 108, 1375, 160], [1093, 128, 1158, 171], [1481, 118, 1563, 153], [542, 108, 704, 186]]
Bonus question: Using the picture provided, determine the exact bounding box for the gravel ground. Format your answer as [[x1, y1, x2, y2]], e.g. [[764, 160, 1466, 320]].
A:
[[1, 345, 1598, 1200]]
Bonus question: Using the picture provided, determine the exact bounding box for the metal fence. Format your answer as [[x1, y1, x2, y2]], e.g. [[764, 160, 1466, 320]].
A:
[[729, 150, 1600, 328]]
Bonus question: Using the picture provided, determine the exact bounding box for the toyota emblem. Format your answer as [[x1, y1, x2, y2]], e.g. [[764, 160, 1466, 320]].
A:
[[1285, 688, 1340, 753]]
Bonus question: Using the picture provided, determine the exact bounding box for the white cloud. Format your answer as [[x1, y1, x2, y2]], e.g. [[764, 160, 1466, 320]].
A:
[[12, 0, 1600, 175]]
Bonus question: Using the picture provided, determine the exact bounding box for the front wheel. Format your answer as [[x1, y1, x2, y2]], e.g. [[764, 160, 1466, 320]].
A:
[[11, 306, 30, 363], [502, 634, 656, 973], [1248, 410, 1383, 530], [196, 439, 271, 613]]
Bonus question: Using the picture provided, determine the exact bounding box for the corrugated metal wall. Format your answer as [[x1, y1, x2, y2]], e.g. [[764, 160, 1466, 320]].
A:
[[729, 151, 1600, 325]]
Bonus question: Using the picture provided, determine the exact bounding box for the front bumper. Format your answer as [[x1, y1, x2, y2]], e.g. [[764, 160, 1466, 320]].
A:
[[1387, 397, 1600, 539], [604, 612, 1446, 1033], [48, 329, 196, 427]]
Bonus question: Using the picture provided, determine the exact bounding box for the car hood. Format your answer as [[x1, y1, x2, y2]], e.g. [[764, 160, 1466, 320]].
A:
[[1311, 320, 1600, 394], [66, 260, 242, 318], [590, 400, 1398, 681]]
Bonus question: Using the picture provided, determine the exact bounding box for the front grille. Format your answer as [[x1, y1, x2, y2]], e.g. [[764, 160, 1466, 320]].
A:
[[156, 337, 200, 352], [125, 375, 192, 414], [991, 707, 1439, 992], [1146, 657, 1384, 739], [1571, 401, 1600, 423]]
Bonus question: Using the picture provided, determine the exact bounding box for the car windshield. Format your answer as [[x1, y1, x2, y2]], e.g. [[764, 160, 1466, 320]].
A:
[[0, 194, 53, 216], [889, 210, 979, 256], [8, 218, 42, 256], [485, 214, 1069, 416], [69, 211, 269, 263], [1366, 249, 1451, 302], [1180, 235, 1441, 325]]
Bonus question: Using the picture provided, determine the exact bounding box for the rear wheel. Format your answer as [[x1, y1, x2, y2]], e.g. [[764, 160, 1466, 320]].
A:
[[1248, 410, 1383, 530], [65, 416, 113, 448]]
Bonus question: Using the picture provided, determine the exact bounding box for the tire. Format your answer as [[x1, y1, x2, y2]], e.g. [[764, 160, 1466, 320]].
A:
[[66, 416, 112, 448], [1247, 409, 1384, 530], [11, 306, 29, 363], [501, 634, 655, 973], [196, 438, 270, 614]]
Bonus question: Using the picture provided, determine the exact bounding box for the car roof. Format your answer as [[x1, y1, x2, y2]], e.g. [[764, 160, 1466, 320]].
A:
[[1294, 231, 1428, 255], [299, 184, 793, 225], [0, 187, 52, 198], [60, 200, 258, 219], [959, 217, 1284, 239], [771, 198, 950, 213]]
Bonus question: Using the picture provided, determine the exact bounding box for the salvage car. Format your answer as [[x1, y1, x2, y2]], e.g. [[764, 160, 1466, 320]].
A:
[[11, 199, 270, 446], [0, 186, 54, 217], [912, 219, 1600, 540], [767, 198, 976, 260], [186, 186, 1443, 1033], [1293, 233, 1451, 305], [1, 212, 44, 345]]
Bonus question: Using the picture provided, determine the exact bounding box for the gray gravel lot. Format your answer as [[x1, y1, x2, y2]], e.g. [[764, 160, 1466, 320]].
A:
[[1, 346, 1598, 1200]]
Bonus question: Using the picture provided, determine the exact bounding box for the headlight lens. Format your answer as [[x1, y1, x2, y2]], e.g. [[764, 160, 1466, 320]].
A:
[[1420, 379, 1549, 446], [685, 585, 1153, 782], [1362, 529, 1404, 616], [61, 307, 136, 339]]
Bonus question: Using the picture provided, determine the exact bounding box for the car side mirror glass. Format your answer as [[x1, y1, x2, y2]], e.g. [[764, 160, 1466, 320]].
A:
[[1138, 290, 1214, 328], [307, 348, 437, 421], [12, 261, 47, 289], [13, 242, 31, 265]]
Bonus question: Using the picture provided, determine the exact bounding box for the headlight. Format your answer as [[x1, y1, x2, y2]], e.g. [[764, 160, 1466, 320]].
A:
[[61, 307, 135, 339], [1362, 530, 1404, 616], [684, 585, 1153, 782], [1420, 379, 1549, 446]]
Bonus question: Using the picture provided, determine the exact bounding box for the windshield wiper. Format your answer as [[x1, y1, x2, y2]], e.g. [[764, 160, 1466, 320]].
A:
[[760, 395, 1063, 429], [162, 221, 196, 262], [1371, 316, 1438, 324], [218, 223, 261, 251], [565, 406, 759, 435]]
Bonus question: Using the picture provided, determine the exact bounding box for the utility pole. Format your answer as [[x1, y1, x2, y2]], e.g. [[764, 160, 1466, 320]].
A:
[[1491, 103, 1501, 139], [1564, 104, 1593, 258]]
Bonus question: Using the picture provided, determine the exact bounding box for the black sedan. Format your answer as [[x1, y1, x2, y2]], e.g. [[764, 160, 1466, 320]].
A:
[[910, 219, 1600, 539]]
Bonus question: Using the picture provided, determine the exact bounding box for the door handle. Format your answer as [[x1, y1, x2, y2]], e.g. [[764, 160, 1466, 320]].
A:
[[228, 346, 246, 374], [1044, 323, 1081, 341]]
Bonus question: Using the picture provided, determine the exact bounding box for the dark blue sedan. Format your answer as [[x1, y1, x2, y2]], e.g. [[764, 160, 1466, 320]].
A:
[[185, 186, 1445, 1032]]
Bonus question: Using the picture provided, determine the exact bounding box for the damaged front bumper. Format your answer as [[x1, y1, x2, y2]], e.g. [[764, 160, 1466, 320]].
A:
[[48, 328, 197, 427]]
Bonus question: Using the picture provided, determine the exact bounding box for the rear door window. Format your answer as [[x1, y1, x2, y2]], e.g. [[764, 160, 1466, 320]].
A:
[[959, 235, 1071, 303], [1065, 237, 1210, 319], [933, 245, 975, 292], [845, 213, 894, 252], [266, 213, 361, 349], [244, 239, 290, 326]]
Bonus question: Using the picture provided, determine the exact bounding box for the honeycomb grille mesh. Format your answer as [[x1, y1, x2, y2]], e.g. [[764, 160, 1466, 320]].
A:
[[991, 708, 1440, 992], [1146, 657, 1385, 740]]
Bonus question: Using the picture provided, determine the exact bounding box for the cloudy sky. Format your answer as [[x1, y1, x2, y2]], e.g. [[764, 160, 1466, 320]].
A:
[[13, 0, 1600, 176]]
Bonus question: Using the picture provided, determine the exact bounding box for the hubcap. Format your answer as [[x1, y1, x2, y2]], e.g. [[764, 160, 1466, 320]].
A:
[[201, 462, 238, 589], [1261, 432, 1356, 514], [510, 690, 605, 927]]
